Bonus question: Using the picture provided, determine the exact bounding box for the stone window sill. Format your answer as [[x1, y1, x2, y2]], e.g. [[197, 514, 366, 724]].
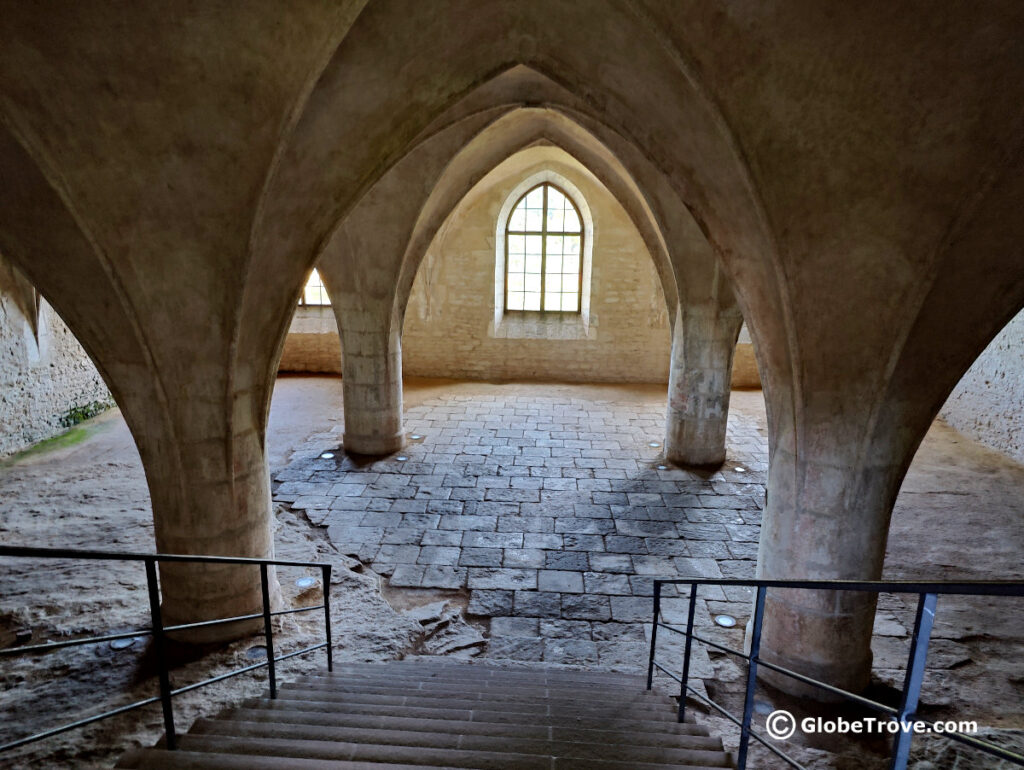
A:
[[489, 311, 597, 340]]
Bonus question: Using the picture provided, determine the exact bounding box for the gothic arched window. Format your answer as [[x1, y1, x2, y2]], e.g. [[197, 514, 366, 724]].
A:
[[505, 183, 583, 313], [298, 268, 331, 306]]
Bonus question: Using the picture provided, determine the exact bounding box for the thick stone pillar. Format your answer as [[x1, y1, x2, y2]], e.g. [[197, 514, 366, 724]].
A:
[[664, 305, 743, 467], [129, 387, 279, 643], [340, 323, 405, 455], [752, 443, 902, 697]]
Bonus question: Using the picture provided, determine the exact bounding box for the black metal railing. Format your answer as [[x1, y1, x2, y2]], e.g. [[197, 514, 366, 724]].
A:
[[646, 578, 1024, 770], [0, 544, 333, 754]]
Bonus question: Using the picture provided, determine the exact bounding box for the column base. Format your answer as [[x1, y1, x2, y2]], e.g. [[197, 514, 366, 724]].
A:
[[160, 563, 281, 644], [664, 448, 727, 469], [343, 430, 406, 456], [745, 588, 877, 701], [756, 646, 874, 702]]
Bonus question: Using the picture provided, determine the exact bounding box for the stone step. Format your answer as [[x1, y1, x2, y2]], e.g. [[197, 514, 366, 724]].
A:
[[118, 746, 734, 770], [221, 705, 715, 743], [241, 697, 706, 734], [190, 717, 729, 765], [293, 670, 644, 693], [163, 734, 554, 770], [117, 662, 732, 769], [277, 678, 662, 704], [116, 750, 457, 769], [271, 685, 680, 718], [286, 677, 649, 699], [318, 663, 641, 686], [170, 734, 732, 769]]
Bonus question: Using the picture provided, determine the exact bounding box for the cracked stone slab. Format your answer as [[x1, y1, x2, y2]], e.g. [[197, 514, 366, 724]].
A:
[[467, 590, 514, 616], [467, 567, 538, 590]]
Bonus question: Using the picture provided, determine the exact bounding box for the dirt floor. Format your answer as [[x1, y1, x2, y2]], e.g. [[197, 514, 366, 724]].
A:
[[0, 375, 1021, 768]]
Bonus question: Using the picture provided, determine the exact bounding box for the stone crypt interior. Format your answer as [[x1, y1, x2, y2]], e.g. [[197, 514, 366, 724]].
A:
[[0, 3, 1023, 769]]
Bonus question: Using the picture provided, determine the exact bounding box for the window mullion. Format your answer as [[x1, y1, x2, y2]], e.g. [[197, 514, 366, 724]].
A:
[[540, 184, 548, 310]]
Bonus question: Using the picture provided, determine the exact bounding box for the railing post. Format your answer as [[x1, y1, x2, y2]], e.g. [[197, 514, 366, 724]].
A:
[[260, 563, 277, 698], [678, 581, 699, 723], [322, 564, 333, 672], [144, 558, 176, 750], [890, 592, 938, 770], [646, 581, 662, 690], [737, 585, 767, 769]]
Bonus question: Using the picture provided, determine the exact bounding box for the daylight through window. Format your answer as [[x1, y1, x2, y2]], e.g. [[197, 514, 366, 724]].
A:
[[299, 268, 331, 306], [505, 183, 583, 312]]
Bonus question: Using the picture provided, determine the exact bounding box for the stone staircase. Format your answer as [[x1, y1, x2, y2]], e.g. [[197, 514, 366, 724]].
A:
[[117, 660, 733, 769]]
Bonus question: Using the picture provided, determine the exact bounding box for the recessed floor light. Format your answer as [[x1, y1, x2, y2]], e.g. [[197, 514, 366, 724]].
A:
[[648, 441, 661, 448], [410, 434, 423, 440], [295, 576, 317, 589], [109, 637, 136, 651], [734, 466, 746, 473], [320, 452, 335, 459], [396, 455, 408, 462], [656, 464, 668, 470], [714, 614, 737, 628], [246, 645, 267, 659]]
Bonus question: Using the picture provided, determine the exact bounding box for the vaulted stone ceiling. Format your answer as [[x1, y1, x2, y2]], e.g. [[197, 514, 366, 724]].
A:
[[1, 0, 1021, 689]]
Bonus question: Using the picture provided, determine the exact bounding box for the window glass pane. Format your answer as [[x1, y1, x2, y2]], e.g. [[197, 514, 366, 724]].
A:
[[509, 205, 526, 231], [505, 183, 584, 314], [525, 207, 543, 231], [563, 206, 581, 232], [547, 207, 564, 231], [302, 269, 330, 305]]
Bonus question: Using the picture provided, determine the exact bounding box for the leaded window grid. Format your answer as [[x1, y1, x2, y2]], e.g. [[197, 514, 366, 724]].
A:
[[504, 182, 584, 314]]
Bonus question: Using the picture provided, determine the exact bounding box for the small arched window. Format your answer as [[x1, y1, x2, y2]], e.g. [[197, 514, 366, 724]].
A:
[[298, 268, 331, 306], [505, 183, 583, 313]]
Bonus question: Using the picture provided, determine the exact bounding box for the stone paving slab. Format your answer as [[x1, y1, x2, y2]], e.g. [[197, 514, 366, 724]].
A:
[[276, 391, 766, 671]]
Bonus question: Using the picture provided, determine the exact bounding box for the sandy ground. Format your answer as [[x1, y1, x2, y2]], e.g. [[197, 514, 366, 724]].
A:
[[1, 375, 1021, 768]]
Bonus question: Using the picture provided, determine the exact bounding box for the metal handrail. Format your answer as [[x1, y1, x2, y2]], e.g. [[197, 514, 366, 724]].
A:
[[645, 577, 1024, 770], [0, 544, 334, 754]]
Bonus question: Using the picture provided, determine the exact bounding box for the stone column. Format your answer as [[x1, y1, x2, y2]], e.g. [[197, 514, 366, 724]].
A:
[[752, 442, 902, 697], [131, 390, 279, 643], [664, 305, 743, 467], [340, 322, 405, 455]]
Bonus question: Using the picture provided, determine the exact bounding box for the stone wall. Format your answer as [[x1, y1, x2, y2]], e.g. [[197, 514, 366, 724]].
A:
[[0, 264, 112, 457], [939, 308, 1024, 463], [278, 156, 764, 389], [401, 160, 672, 383], [279, 306, 342, 374], [732, 325, 760, 389]]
